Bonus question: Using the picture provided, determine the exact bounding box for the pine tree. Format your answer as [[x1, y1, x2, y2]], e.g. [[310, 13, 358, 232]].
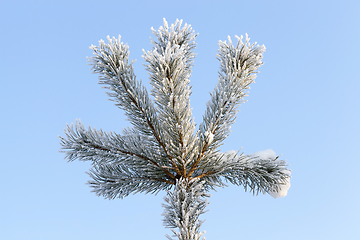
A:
[[60, 19, 291, 240]]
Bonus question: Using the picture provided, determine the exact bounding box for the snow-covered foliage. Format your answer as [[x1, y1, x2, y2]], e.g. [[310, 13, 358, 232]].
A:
[[142, 19, 199, 174], [195, 149, 291, 196], [162, 178, 210, 240], [59, 18, 291, 239]]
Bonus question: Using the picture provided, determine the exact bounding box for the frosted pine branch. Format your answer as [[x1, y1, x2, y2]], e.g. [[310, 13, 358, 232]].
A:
[[88, 163, 173, 199], [197, 150, 291, 196], [162, 178, 210, 240], [60, 120, 176, 181], [190, 35, 266, 177], [89, 35, 170, 169], [59, 18, 291, 240], [143, 19, 199, 176]]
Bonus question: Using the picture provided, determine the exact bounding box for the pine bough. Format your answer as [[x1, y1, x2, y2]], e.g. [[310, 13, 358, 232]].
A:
[[60, 19, 291, 240]]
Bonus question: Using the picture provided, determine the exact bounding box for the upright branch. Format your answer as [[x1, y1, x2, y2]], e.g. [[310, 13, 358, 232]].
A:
[[88, 36, 176, 179], [188, 35, 266, 178], [143, 19, 199, 178]]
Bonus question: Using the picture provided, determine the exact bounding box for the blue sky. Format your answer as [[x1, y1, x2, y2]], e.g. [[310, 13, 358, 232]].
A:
[[1, 0, 359, 239]]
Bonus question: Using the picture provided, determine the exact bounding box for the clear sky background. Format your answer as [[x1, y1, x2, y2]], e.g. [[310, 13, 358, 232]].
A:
[[1, 0, 359, 239]]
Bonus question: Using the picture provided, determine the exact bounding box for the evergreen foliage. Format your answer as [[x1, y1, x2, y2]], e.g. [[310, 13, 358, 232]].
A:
[[60, 18, 291, 239], [162, 178, 209, 240]]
